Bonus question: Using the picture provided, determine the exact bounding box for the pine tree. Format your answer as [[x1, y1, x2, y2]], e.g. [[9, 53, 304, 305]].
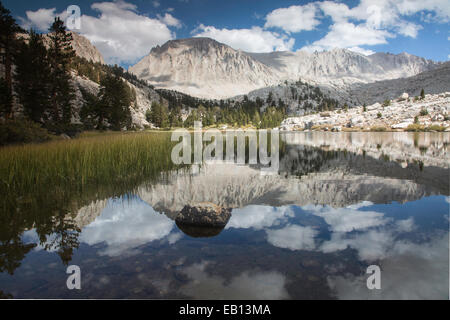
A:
[[252, 110, 261, 128], [168, 106, 183, 128], [15, 30, 51, 123], [267, 92, 273, 105], [0, 77, 11, 118], [420, 88, 425, 100], [79, 87, 100, 129], [98, 74, 132, 130], [47, 17, 75, 125], [149, 101, 169, 128], [0, 1, 23, 119], [184, 109, 199, 128]]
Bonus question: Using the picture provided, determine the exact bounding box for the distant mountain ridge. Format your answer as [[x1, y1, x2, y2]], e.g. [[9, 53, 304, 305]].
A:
[[130, 38, 279, 99], [129, 37, 441, 100], [248, 49, 437, 83]]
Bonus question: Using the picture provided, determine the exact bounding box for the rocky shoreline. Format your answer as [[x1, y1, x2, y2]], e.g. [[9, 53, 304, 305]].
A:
[[280, 92, 450, 132]]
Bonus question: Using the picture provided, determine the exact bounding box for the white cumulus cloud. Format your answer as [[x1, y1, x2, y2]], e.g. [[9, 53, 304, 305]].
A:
[[264, 3, 320, 33], [302, 21, 394, 53], [80, 1, 178, 64], [157, 13, 182, 28], [19, 1, 180, 65], [19, 8, 69, 32], [192, 25, 295, 52], [300, 0, 446, 53], [396, 0, 450, 23]]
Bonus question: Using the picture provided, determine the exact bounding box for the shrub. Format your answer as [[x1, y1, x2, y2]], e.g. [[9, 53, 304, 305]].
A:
[[419, 108, 428, 116], [45, 123, 83, 138], [371, 126, 387, 132], [426, 125, 446, 132], [0, 119, 52, 146], [382, 100, 390, 107], [377, 112, 382, 118], [420, 88, 425, 99], [406, 124, 425, 132]]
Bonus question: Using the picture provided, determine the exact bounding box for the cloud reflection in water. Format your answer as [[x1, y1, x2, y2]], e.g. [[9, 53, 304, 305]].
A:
[[80, 196, 181, 256]]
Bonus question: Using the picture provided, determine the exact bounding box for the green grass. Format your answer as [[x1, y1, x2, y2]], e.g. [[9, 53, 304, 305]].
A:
[[0, 131, 178, 196]]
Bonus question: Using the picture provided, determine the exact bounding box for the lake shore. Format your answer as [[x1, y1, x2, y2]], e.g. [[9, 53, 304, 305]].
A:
[[280, 92, 450, 132]]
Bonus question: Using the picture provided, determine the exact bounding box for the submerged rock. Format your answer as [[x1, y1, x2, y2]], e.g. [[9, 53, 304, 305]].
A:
[[175, 222, 225, 238], [175, 203, 232, 228]]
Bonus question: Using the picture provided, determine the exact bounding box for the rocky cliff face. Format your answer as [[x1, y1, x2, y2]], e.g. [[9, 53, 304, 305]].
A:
[[129, 38, 279, 99], [68, 32, 105, 64], [17, 31, 105, 64], [72, 74, 162, 129], [130, 38, 440, 100]]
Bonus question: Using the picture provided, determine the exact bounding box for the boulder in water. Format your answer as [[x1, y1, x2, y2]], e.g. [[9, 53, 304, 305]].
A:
[[175, 203, 232, 228]]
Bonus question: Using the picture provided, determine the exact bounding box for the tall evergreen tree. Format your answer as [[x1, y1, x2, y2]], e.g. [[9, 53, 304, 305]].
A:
[[0, 1, 23, 119], [98, 74, 132, 130], [47, 17, 75, 125], [0, 77, 11, 118], [79, 87, 100, 130], [148, 101, 169, 128], [15, 30, 51, 123], [168, 106, 183, 128]]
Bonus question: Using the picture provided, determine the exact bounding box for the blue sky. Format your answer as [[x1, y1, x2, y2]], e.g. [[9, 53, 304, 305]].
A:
[[3, 0, 450, 67]]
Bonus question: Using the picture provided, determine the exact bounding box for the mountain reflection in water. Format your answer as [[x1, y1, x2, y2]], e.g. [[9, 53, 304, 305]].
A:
[[0, 132, 448, 299]]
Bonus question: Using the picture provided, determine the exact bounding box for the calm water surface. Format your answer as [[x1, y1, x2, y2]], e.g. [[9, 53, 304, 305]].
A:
[[0, 132, 449, 299]]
